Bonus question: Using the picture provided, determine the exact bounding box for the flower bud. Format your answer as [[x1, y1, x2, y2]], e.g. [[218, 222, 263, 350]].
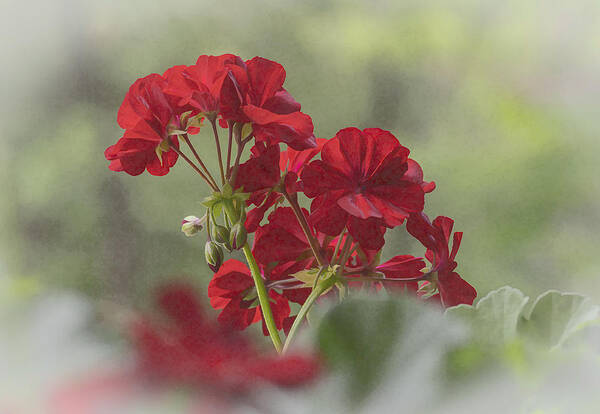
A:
[[181, 215, 203, 237], [205, 241, 224, 273], [212, 224, 230, 245], [229, 223, 247, 250]]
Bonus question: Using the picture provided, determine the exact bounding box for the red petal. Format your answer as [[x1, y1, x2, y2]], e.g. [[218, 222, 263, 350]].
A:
[[438, 272, 477, 307], [300, 160, 352, 198], [245, 57, 286, 107], [262, 89, 301, 114], [337, 192, 383, 220], [309, 194, 348, 237], [377, 255, 426, 278], [346, 216, 386, 250]]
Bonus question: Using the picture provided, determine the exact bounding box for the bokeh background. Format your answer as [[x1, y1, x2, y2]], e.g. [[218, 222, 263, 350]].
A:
[[2, 0, 600, 307]]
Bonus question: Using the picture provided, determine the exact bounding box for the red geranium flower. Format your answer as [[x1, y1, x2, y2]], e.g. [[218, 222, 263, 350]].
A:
[[301, 127, 426, 250], [234, 142, 281, 195], [252, 207, 319, 305], [406, 212, 476, 307], [207, 259, 290, 334], [253, 207, 373, 304], [235, 140, 324, 232], [234, 142, 284, 232], [133, 284, 320, 392], [164, 54, 244, 116], [220, 57, 317, 150], [253, 207, 319, 268], [105, 73, 191, 176]]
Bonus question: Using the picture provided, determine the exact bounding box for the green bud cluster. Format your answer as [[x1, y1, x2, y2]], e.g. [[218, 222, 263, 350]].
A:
[[200, 185, 251, 272]]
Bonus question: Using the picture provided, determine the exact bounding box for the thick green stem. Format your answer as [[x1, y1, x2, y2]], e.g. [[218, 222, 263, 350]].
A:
[[222, 199, 282, 352], [282, 281, 328, 353], [242, 243, 283, 353]]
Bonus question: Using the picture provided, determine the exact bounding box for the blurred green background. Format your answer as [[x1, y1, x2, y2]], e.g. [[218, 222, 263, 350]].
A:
[[2, 0, 600, 307]]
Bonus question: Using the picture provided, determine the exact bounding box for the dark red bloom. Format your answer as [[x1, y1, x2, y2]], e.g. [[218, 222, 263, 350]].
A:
[[235, 140, 324, 232], [220, 57, 317, 150], [234, 142, 283, 232], [105, 73, 189, 176], [253, 207, 375, 305], [253, 207, 317, 267], [164, 54, 244, 116], [132, 284, 320, 392], [301, 127, 426, 250], [234, 142, 281, 195], [207, 259, 290, 334], [406, 213, 476, 307]]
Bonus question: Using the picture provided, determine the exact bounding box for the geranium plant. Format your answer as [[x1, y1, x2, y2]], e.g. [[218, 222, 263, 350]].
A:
[[104, 54, 477, 355]]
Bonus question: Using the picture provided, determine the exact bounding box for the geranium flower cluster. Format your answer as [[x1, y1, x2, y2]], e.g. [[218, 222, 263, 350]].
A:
[[105, 53, 476, 354]]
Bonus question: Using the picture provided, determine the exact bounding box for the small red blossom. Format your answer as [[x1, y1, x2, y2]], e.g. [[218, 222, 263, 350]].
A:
[[301, 127, 426, 250], [234, 142, 283, 232], [253, 207, 318, 305], [234, 142, 281, 194], [235, 141, 325, 232], [207, 259, 290, 334], [105, 73, 189, 176], [406, 212, 476, 307], [220, 57, 317, 150], [253, 207, 318, 268], [133, 284, 320, 392]]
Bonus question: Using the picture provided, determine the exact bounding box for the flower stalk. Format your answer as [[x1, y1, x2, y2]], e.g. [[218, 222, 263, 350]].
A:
[[223, 199, 282, 353], [283, 191, 326, 267]]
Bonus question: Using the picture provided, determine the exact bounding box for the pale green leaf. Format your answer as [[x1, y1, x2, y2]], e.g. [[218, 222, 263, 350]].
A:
[[446, 286, 529, 345], [518, 290, 600, 349]]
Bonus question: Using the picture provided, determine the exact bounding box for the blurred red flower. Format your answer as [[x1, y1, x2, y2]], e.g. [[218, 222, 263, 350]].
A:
[[134, 284, 320, 391]]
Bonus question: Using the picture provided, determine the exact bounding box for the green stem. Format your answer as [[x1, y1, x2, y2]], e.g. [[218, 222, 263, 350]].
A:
[[282, 281, 329, 353], [168, 143, 219, 192], [222, 199, 282, 352], [242, 243, 283, 353], [226, 120, 234, 178], [210, 118, 226, 185], [331, 229, 346, 265], [282, 191, 326, 267], [229, 123, 245, 186], [181, 134, 219, 190], [337, 233, 353, 267]]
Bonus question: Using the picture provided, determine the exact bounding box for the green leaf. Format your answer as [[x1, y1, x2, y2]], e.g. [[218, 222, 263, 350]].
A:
[[518, 290, 600, 349], [446, 286, 529, 346], [317, 297, 404, 404], [316, 294, 463, 406]]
